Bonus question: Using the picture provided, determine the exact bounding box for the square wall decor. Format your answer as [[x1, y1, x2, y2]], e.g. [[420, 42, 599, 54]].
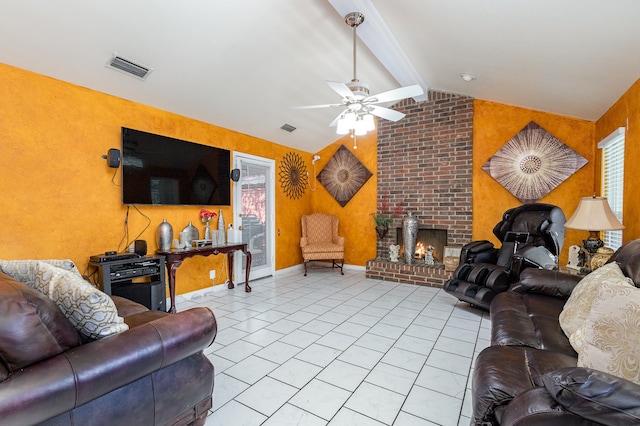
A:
[[482, 122, 587, 203], [317, 144, 372, 207]]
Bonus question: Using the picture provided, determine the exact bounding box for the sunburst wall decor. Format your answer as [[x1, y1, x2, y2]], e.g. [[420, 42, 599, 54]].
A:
[[482, 121, 587, 203], [279, 152, 309, 200], [317, 145, 372, 207]]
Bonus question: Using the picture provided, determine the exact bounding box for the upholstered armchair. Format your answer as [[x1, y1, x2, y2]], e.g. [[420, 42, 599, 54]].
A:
[[300, 213, 345, 276], [444, 203, 566, 310]]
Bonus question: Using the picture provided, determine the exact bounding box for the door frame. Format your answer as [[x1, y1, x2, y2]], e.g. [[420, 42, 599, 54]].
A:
[[232, 152, 276, 282]]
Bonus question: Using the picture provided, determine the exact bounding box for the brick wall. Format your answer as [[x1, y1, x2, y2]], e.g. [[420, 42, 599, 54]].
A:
[[366, 90, 474, 287]]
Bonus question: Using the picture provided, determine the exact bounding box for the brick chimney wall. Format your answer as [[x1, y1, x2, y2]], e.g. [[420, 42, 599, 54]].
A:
[[366, 90, 474, 286]]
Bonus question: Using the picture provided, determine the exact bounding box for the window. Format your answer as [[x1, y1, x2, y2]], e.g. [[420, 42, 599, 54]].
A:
[[598, 127, 625, 250]]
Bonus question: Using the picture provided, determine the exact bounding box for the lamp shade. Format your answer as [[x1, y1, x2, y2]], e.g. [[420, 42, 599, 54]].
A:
[[564, 196, 624, 231]]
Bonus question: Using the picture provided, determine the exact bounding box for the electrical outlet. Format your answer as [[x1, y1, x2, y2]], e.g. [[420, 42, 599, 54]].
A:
[[209, 270, 216, 280]]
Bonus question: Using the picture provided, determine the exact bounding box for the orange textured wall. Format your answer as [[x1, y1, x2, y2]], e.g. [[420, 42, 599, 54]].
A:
[[473, 100, 596, 264], [0, 63, 311, 295], [595, 78, 640, 242], [311, 134, 378, 266]]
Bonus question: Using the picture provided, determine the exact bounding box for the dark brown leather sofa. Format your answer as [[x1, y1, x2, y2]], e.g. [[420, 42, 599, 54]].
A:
[[0, 271, 217, 426], [471, 239, 640, 425]]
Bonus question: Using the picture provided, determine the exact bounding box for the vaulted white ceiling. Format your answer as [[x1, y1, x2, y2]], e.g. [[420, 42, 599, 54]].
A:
[[2, 0, 640, 153]]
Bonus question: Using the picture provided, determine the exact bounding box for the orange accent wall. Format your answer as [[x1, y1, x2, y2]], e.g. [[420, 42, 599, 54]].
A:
[[473, 100, 596, 264], [595, 79, 640, 243], [311, 134, 378, 266], [0, 63, 312, 295]]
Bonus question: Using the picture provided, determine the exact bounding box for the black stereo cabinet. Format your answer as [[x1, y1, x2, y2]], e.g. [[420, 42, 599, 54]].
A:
[[89, 256, 166, 311]]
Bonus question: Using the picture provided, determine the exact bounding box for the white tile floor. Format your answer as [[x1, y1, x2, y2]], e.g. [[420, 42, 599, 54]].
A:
[[175, 268, 491, 426]]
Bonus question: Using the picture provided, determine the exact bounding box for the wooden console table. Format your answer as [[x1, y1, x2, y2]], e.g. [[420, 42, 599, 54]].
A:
[[157, 243, 252, 313]]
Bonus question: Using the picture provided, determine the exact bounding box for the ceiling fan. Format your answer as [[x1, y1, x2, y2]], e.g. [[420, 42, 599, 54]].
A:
[[296, 12, 423, 137]]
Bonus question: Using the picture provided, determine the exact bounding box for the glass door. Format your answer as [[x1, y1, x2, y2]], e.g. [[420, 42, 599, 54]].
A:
[[232, 153, 275, 282]]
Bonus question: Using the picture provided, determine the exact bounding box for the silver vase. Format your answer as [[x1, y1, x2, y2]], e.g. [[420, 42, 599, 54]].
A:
[[204, 222, 211, 240], [156, 218, 173, 251], [403, 212, 418, 264], [218, 209, 226, 244], [182, 221, 199, 246]]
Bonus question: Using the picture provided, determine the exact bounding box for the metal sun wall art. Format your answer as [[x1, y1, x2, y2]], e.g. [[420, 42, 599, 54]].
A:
[[317, 145, 372, 207], [482, 121, 587, 203], [279, 152, 309, 200]]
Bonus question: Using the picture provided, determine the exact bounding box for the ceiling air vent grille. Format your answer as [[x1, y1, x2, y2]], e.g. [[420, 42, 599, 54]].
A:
[[106, 54, 153, 80], [280, 124, 296, 132]]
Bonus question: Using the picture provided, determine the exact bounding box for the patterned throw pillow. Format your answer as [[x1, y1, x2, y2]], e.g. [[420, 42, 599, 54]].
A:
[[0, 259, 80, 284], [33, 262, 128, 341], [559, 263, 632, 338], [577, 281, 640, 385]]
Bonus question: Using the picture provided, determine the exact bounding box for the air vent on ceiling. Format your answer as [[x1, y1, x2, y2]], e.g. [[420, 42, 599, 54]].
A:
[[280, 124, 296, 132], [106, 53, 153, 80]]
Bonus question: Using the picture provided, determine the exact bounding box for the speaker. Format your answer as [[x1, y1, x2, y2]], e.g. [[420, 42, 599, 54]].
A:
[[104, 148, 121, 168], [112, 281, 165, 311], [229, 168, 241, 182], [134, 240, 147, 256]]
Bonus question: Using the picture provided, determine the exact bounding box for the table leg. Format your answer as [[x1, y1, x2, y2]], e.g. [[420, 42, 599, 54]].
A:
[[166, 261, 182, 313], [245, 250, 252, 292], [227, 251, 235, 289]]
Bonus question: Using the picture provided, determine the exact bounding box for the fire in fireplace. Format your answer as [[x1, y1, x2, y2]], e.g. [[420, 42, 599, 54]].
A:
[[397, 227, 448, 263]]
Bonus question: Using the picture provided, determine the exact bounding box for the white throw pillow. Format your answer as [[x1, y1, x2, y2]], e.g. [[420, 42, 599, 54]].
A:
[[577, 281, 640, 385], [559, 262, 632, 339], [32, 262, 128, 340]]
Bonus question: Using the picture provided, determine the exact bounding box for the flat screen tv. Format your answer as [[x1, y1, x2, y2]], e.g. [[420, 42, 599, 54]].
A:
[[121, 127, 231, 206]]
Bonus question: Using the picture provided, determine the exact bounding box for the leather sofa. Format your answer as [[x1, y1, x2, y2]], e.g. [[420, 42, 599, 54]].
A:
[[0, 271, 217, 426], [471, 239, 640, 425]]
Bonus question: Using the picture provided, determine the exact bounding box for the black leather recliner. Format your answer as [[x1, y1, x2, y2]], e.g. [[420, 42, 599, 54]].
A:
[[443, 203, 566, 310]]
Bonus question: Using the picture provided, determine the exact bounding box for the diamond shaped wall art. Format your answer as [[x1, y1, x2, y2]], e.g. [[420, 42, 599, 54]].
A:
[[317, 145, 372, 207], [482, 122, 587, 203]]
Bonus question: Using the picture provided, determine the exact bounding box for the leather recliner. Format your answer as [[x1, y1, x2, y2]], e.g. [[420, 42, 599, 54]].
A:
[[443, 203, 566, 310]]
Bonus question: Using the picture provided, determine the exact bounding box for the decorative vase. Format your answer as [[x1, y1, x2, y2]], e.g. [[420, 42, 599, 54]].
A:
[[218, 209, 226, 244], [204, 222, 211, 240], [403, 212, 418, 264], [375, 223, 389, 240], [182, 221, 199, 246], [156, 219, 173, 251]]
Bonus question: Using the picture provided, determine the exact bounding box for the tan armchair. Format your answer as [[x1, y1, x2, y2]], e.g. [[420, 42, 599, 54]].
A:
[[300, 213, 345, 276]]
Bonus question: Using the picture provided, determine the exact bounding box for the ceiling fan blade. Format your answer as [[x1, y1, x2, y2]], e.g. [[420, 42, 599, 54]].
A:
[[293, 103, 342, 109], [369, 105, 406, 122], [365, 84, 424, 104], [329, 111, 346, 127], [326, 80, 355, 99]]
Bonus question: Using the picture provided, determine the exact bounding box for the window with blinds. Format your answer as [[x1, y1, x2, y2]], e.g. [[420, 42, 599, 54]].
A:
[[598, 127, 625, 250]]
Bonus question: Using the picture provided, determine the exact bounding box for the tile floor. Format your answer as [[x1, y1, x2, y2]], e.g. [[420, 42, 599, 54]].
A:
[[175, 268, 491, 426]]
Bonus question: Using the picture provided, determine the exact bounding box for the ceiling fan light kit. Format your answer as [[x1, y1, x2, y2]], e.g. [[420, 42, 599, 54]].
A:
[[296, 11, 423, 139]]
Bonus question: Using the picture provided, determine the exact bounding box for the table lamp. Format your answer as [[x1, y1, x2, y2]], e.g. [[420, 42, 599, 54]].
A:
[[564, 196, 624, 256]]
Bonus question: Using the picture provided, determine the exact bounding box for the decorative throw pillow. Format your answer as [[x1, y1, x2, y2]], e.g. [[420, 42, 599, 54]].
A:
[[577, 281, 640, 385], [33, 262, 128, 341], [559, 263, 632, 338], [0, 259, 81, 284]]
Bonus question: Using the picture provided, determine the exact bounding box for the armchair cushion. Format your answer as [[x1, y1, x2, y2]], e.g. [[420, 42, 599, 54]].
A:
[[542, 367, 640, 424], [0, 272, 81, 373]]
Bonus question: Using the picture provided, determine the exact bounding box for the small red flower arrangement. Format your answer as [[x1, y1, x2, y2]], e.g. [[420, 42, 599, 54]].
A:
[[199, 209, 217, 223]]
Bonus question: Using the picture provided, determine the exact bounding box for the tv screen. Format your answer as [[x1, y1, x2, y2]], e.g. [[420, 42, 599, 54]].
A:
[[121, 127, 231, 206]]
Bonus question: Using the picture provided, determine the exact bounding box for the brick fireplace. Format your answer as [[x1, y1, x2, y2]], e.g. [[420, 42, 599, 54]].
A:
[[365, 90, 474, 287]]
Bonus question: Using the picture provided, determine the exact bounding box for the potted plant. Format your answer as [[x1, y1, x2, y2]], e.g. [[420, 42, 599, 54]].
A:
[[371, 212, 392, 240]]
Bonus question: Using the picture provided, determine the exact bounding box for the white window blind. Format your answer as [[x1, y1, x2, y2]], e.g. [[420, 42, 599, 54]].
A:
[[598, 127, 625, 250]]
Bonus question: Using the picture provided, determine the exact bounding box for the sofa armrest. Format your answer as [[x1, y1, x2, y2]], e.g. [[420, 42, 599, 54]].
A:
[[0, 307, 216, 425], [300, 237, 308, 247], [542, 367, 640, 425], [511, 268, 581, 299], [499, 387, 594, 425], [334, 235, 345, 247]]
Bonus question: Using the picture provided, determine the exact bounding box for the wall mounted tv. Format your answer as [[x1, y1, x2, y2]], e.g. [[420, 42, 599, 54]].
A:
[[121, 127, 231, 206]]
